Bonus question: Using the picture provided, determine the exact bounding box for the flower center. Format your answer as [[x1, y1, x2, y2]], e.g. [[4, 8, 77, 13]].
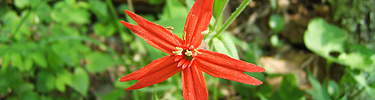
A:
[[172, 47, 200, 69]]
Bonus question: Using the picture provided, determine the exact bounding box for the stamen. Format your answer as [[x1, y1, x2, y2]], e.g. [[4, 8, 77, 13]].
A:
[[173, 47, 183, 55], [185, 50, 193, 56], [201, 30, 209, 35], [194, 49, 201, 54], [166, 26, 174, 32]]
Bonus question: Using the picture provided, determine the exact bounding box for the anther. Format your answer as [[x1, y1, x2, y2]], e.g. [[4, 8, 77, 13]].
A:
[[166, 26, 174, 32], [185, 50, 193, 56], [173, 47, 183, 55], [201, 30, 209, 35]]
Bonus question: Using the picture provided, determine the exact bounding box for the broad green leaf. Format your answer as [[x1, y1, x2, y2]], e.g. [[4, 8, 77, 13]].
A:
[[85, 52, 116, 73], [20, 92, 39, 100], [55, 70, 73, 92], [277, 74, 304, 100], [13, 82, 35, 95], [70, 67, 89, 97], [160, 0, 188, 20], [36, 70, 56, 93], [212, 38, 230, 56], [32, 52, 48, 68], [89, 0, 108, 21], [338, 45, 375, 69], [155, 17, 186, 38], [93, 22, 116, 37], [51, 1, 90, 25], [35, 2, 52, 23], [14, 0, 29, 9], [219, 32, 239, 59], [269, 15, 285, 34], [304, 18, 347, 62]]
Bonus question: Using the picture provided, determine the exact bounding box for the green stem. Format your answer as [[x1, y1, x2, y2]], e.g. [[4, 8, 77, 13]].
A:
[[127, 0, 134, 12], [212, 78, 218, 100], [212, 0, 252, 39], [212, 0, 229, 32], [105, 0, 121, 31]]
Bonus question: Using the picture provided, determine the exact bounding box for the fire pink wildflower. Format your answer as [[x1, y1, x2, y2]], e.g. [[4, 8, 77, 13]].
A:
[[119, 0, 264, 99]]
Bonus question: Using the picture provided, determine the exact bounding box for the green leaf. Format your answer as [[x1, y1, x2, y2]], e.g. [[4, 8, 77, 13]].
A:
[[14, 0, 29, 9], [306, 70, 331, 100], [304, 18, 347, 61], [160, 0, 188, 20], [13, 82, 35, 95], [212, 38, 230, 56], [155, 17, 186, 38], [32, 52, 48, 68], [270, 34, 283, 47], [70, 67, 90, 97], [269, 15, 285, 34], [276, 74, 304, 100], [20, 92, 39, 100], [55, 70, 73, 92], [149, 0, 164, 5], [93, 22, 116, 37], [89, 0, 109, 21], [36, 70, 56, 93], [51, 1, 90, 25], [102, 89, 125, 100], [85, 52, 116, 73], [219, 32, 239, 59]]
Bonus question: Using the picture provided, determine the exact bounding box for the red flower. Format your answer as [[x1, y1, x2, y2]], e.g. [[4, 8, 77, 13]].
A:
[[119, 0, 265, 99]]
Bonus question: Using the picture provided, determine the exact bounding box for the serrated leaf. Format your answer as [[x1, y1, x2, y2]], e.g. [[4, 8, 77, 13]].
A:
[[36, 70, 56, 93], [85, 52, 116, 73], [70, 67, 89, 96]]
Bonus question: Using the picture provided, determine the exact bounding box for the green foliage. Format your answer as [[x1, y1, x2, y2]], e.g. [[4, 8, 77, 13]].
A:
[[269, 15, 285, 34], [1, 0, 373, 99]]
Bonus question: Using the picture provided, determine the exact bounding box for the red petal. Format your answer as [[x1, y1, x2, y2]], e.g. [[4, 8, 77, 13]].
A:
[[183, 0, 214, 48], [181, 65, 207, 100], [194, 50, 264, 85], [121, 10, 183, 54], [119, 55, 181, 90], [196, 49, 265, 72]]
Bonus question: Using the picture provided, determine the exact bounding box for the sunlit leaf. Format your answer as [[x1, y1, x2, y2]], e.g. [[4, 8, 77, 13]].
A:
[[85, 52, 116, 73], [304, 18, 347, 62], [70, 67, 89, 97], [219, 32, 239, 59]]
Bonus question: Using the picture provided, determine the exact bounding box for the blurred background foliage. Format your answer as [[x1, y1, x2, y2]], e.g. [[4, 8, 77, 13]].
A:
[[0, 0, 374, 99]]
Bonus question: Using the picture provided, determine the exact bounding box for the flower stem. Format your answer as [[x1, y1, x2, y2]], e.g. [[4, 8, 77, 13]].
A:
[[212, 0, 229, 32], [212, 78, 219, 100], [213, 0, 252, 38]]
